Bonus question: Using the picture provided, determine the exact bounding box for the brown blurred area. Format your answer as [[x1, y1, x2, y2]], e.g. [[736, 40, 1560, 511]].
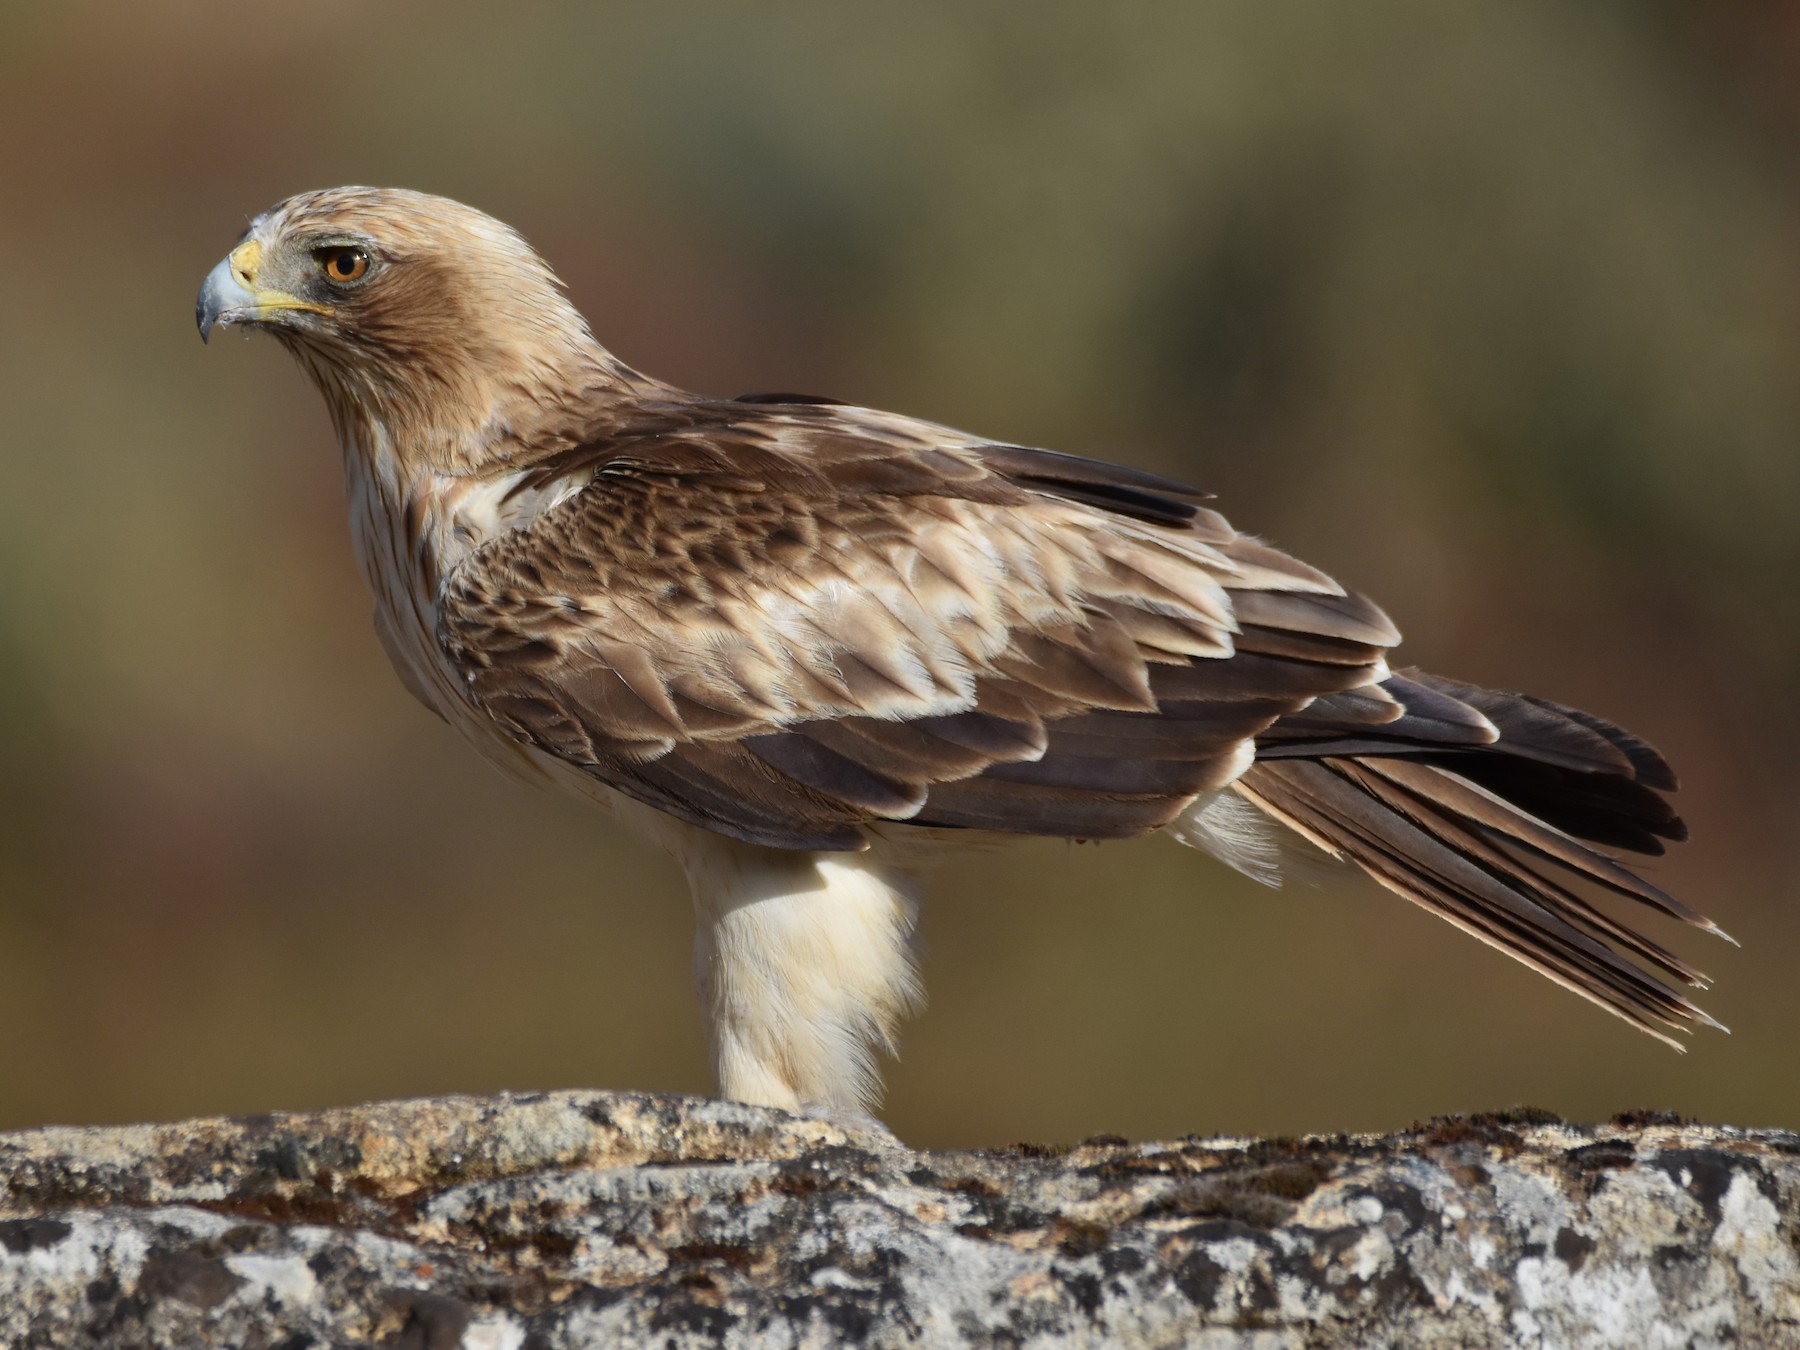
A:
[[0, 2, 1795, 1150]]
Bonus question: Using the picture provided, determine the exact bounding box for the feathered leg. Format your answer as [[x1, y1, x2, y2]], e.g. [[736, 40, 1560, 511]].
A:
[[682, 836, 924, 1116]]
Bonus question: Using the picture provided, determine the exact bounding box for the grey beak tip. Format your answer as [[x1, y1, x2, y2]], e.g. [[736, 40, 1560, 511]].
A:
[[197, 261, 232, 344]]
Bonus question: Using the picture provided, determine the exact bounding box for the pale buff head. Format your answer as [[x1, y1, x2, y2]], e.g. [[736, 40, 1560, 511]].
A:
[[197, 187, 625, 468]]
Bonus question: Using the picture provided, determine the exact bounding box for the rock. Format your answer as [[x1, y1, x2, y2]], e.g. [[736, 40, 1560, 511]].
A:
[[1, 1092, 1797, 1347]]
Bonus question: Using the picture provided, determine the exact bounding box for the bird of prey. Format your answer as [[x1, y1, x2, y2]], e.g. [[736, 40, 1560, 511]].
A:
[[197, 187, 1727, 1120]]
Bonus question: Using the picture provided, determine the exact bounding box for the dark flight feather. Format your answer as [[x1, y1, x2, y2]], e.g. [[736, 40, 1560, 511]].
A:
[[1234, 670, 1719, 1044]]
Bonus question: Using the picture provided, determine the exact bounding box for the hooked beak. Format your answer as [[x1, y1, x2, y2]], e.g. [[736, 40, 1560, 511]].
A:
[[196, 239, 328, 343]]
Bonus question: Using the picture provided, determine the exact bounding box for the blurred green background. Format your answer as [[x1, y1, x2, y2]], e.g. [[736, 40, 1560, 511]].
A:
[[0, 2, 1795, 1150]]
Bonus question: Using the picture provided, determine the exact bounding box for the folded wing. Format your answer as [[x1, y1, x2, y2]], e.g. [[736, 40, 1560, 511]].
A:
[[436, 402, 1396, 850]]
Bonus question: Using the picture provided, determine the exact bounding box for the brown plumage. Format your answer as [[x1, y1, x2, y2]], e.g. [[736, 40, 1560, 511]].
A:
[[197, 187, 1728, 1118]]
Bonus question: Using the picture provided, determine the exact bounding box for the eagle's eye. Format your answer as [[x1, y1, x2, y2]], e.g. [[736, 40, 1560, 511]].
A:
[[315, 246, 370, 284]]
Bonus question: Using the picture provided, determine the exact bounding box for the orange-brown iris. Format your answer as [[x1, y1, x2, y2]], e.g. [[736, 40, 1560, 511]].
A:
[[318, 247, 369, 283]]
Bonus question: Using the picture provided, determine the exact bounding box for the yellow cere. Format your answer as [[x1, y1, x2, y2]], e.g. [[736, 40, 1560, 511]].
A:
[[228, 238, 263, 286]]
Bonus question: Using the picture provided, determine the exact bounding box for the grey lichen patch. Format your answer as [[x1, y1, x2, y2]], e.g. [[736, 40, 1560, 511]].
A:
[[1, 1096, 1798, 1347]]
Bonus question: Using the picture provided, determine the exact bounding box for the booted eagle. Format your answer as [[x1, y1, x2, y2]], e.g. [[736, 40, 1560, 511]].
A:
[[198, 187, 1727, 1118]]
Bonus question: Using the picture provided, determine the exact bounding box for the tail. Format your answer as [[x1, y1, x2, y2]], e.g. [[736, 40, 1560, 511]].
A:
[[1232, 669, 1729, 1048]]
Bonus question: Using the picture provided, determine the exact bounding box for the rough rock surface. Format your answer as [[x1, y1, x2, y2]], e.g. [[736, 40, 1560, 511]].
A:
[[2, 1092, 1797, 1348]]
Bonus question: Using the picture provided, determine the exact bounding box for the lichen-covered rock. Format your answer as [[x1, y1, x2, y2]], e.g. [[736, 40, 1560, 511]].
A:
[[1, 1093, 1797, 1347]]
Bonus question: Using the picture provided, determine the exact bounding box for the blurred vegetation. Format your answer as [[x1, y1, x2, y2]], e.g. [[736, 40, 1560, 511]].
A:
[[0, 1, 1795, 1148]]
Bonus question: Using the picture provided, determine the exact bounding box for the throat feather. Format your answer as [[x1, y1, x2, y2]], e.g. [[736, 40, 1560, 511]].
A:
[[341, 425, 464, 720]]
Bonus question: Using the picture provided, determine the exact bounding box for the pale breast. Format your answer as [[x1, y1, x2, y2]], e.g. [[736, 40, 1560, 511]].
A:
[[342, 430, 598, 790]]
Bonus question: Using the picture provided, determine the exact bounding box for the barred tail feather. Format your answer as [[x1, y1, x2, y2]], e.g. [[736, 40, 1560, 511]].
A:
[[1237, 670, 1727, 1047]]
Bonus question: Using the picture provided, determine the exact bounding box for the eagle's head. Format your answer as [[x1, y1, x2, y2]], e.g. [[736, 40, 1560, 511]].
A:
[[197, 187, 610, 461]]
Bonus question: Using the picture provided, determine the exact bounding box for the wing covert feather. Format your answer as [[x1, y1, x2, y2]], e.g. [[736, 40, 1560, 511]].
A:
[[437, 403, 1396, 849]]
